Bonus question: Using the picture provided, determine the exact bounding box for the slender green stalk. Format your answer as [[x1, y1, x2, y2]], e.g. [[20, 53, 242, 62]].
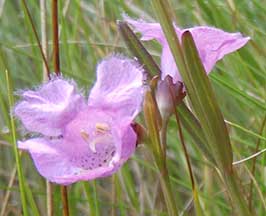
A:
[[249, 114, 266, 211], [52, 0, 60, 75], [143, 91, 179, 216], [177, 102, 214, 164], [167, 80, 204, 215], [225, 119, 266, 142], [111, 175, 117, 216], [40, 0, 49, 81], [21, 0, 50, 78], [118, 21, 160, 78], [25, 182, 40, 215], [160, 119, 168, 160], [83, 181, 100, 216], [61, 186, 69, 216], [92, 181, 100, 216], [5, 70, 28, 216], [40, 0, 53, 214], [51, 1, 69, 214]]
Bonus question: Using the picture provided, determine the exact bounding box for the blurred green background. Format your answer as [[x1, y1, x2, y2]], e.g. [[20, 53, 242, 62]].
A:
[[0, 0, 266, 215]]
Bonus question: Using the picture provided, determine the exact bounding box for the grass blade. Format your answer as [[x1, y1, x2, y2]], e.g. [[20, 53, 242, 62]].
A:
[[5, 70, 28, 216], [181, 30, 250, 216]]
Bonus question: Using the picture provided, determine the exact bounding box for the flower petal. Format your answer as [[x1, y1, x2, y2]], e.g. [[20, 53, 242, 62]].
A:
[[185, 26, 250, 73], [18, 138, 81, 184], [119, 123, 137, 161], [88, 55, 145, 120], [14, 78, 85, 136], [160, 44, 182, 83], [18, 121, 136, 185], [124, 16, 166, 43], [126, 18, 250, 82]]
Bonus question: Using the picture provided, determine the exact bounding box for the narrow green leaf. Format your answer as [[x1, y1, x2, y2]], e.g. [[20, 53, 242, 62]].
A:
[[5, 70, 29, 216], [152, 0, 187, 78], [211, 74, 266, 111], [177, 102, 215, 164], [24, 182, 40, 216], [83, 181, 100, 216], [118, 21, 161, 77], [193, 188, 204, 216], [143, 91, 163, 167], [225, 120, 266, 142], [181, 31, 232, 172], [181, 31, 251, 216]]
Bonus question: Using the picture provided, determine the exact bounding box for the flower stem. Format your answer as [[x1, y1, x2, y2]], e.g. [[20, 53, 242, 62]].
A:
[[52, 1, 68, 215], [52, 0, 60, 75], [166, 80, 203, 215], [46, 182, 53, 216], [160, 119, 168, 160], [158, 167, 179, 216], [61, 186, 70, 216], [248, 114, 266, 212], [143, 91, 179, 216], [40, 1, 53, 214]]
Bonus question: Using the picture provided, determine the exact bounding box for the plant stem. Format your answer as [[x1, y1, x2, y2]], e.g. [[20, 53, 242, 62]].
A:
[[248, 114, 266, 212], [93, 180, 100, 216], [5, 70, 28, 216], [167, 80, 203, 215], [143, 91, 179, 216], [21, 0, 50, 78], [160, 119, 168, 160], [40, 0, 53, 214], [52, 1, 68, 215], [61, 186, 70, 216], [158, 167, 179, 216], [52, 0, 60, 75], [40, 0, 49, 81]]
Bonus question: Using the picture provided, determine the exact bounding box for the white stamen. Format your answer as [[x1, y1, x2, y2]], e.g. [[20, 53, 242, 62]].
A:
[[80, 130, 96, 153]]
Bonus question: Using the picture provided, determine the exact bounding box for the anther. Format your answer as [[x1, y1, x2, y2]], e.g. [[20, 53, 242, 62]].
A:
[[80, 130, 96, 153], [80, 130, 90, 141], [95, 123, 110, 134]]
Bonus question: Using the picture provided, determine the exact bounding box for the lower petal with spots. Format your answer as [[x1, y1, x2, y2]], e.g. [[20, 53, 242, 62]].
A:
[[18, 134, 127, 185]]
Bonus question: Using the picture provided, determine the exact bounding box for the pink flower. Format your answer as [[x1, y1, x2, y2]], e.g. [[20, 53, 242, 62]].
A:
[[125, 17, 250, 83], [15, 55, 145, 185]]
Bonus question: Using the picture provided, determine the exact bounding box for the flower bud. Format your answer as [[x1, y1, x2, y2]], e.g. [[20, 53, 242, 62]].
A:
[[155, 75, 186, 120]]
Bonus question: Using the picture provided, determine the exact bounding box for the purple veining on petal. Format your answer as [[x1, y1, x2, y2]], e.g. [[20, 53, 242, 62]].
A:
[[15, 55, 144, 184], [125, 17, 250, 83]]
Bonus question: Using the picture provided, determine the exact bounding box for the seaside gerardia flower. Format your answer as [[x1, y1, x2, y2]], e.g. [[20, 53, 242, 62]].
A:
[[125, 17, 250, 83], [14, 55, 145, 185]]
